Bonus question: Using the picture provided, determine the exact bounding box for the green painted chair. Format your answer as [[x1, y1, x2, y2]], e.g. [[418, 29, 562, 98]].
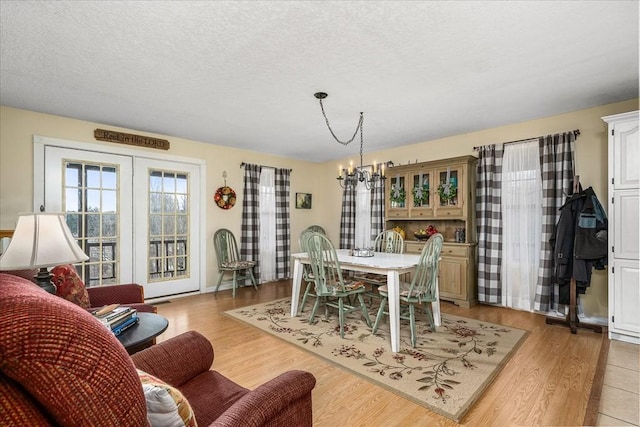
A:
[[298, 227, 325, 315], [305, 232, 371, 338], [213, 228, 258, 298], [355, 229, 405, 298], [306, 224, 326, 235], [372, 233, 443, 347]]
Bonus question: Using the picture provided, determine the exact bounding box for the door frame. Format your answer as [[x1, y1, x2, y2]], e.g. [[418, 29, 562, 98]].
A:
[[33, 134, 207, 297]]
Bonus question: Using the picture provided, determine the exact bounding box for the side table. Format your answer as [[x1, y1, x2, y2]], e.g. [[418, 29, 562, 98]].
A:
[[116, 312, 169, 355]]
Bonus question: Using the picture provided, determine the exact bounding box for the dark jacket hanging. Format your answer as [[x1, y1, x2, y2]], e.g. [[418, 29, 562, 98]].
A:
[[550, 186, 608, 304]]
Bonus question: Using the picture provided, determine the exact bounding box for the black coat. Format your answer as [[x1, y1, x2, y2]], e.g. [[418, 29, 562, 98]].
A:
[[550, 187, 608, 304]]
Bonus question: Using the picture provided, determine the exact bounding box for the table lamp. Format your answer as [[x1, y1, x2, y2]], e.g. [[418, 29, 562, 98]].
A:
[[0, 212, 89, 294]]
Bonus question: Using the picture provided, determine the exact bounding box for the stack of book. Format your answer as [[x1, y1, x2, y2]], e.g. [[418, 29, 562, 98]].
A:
[[93, 304, 139, 336]]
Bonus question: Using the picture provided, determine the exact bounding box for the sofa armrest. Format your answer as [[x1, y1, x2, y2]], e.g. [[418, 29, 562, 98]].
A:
[[131, 330, 214, 387], [87, 283, 144, 304], [87, 283, 156, 312], [211, 370, 316, 427]]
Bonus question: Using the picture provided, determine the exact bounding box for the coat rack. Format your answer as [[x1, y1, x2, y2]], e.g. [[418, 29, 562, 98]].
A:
[[545, 175, 604, 334]]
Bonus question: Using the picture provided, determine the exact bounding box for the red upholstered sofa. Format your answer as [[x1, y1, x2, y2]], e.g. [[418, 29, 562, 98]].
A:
[[0, 273, 316, 426], [4, 266, 157, 313]]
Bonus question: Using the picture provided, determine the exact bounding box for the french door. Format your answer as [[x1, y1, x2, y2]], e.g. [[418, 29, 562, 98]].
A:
[[133, 158, 201, 298], [39, 139, 202, 299]]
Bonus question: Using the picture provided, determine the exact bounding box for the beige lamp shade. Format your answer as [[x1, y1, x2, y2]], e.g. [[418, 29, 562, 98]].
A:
[[0, 212, 89, 270]]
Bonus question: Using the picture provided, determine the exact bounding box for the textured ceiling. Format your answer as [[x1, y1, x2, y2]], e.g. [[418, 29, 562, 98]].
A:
[[1, 1, 638, 162]]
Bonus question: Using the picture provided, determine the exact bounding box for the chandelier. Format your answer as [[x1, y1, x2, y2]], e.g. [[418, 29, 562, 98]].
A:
[[314, 92, 387, 190]]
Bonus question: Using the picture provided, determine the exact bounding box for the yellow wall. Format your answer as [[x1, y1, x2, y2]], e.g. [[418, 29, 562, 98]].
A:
[[326, 98, 639, 318], [0, 106, 333, 292], [2, 98, 638, 317]]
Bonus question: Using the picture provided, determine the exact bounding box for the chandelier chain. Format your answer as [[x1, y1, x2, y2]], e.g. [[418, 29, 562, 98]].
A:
[[319, 98, 363, 146]]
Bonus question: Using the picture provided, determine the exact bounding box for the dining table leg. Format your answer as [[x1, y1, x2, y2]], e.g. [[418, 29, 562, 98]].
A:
[[386, 270, 400, 352], [432, 276, 441, 327], [290, 258, 303, 317]]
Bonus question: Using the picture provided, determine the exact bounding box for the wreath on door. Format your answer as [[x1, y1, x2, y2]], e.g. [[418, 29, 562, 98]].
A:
[[214, 186, 236, 210]]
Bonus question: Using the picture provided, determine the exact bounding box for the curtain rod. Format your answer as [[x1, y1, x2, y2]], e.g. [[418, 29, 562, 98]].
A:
[[240, 162, 292, 172], [473, 129, 580, 151]]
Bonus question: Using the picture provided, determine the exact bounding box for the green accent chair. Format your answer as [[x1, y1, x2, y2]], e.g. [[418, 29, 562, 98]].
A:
[[355, 229, 405, 299], [213, 228, 258, 298], [372, 233, 443, 347], [298, 227, 325, 315], [305, 232, 371, 338]]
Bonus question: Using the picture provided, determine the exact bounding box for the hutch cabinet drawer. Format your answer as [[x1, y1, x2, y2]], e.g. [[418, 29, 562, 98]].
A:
[[434, 207, 464, 218], [441, 245, 468, 257]]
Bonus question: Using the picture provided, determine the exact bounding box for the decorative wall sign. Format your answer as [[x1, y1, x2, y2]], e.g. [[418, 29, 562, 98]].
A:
[[94, 129, 170, 150], [215, 186, 236, 210], [296, 193, 312, 209]]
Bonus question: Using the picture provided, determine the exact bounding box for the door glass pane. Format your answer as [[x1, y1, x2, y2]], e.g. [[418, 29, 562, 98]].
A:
[[390, 175, 406, 208], [438, 169, 459, 206], [148, 169, 190, 282], [412, 172, 430, 207], [63, 161, 121, 287]]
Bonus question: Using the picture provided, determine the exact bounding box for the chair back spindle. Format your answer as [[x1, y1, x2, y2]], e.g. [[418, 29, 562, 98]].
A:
[[408, 233, 443, 301]]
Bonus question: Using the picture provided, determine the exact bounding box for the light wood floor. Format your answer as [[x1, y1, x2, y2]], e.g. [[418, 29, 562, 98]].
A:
[[152, 280, 604, 426]]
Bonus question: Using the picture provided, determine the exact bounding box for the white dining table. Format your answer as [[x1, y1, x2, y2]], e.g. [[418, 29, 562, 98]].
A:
[[290, 249, 441, 353]]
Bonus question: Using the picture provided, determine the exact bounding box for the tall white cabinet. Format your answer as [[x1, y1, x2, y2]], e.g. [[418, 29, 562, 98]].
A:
[[603, 111, 639, 344]]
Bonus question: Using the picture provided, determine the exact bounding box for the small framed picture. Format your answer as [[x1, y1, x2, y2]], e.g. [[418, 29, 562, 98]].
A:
[[296, 193, 312, 209]]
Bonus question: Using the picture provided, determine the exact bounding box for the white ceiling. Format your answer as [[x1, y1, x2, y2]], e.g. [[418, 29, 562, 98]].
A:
[[1, 1, 638, 163]]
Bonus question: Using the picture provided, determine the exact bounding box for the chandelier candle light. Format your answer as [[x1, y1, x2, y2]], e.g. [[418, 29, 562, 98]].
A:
[[314, 92, 390, 190]]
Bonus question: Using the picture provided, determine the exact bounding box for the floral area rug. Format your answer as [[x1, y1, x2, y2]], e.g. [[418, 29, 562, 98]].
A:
[[225, 298, 527, 421]]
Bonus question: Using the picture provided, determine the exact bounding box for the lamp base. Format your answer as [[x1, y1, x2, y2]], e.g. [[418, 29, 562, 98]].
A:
[[34, 267, 56, 294]]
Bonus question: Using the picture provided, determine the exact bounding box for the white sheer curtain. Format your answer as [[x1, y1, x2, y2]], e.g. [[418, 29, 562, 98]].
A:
[[354, 172, 372, 249], [501, 141, 542, 311], [259, 168, 276, 282]]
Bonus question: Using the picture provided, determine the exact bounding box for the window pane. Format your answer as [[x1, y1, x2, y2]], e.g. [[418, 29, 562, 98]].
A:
[[163, 173, 176, 192], [102, 214, 117, 237], [150, 171, 162, 191], [87, 189, 101, 211], [102, 166, 117, 190], [102, 190, 117, 213], [150, 215, 162, 236], [66, 214, 81, 238], [176, 194, 187, 213], [176, 174, 187, 193], [150, 193, 162, 213], [163, 216, 175, 235], [65, 188, 80, 212], [86, 214, 101, 237], [86, 165, 101, 188], [176, 215, 188, 234]]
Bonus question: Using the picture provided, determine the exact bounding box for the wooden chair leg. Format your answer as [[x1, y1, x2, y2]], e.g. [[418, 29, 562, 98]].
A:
[[338, 297, 345, 338], [372, 297, 387, 334], [214, 270, 224, 294], [232, 271, 238, 298], [299, 282, 312, 315], [425, 305, 435, 332], [248, 269, 258, 291], [409, 304, 417, 348], [308, 297, 321, 324], [357, 294, 372, 327]]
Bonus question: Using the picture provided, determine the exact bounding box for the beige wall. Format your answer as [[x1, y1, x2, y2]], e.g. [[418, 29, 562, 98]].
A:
[[0, 106, 333, 292], [2, 98, 638, 317], [324, 98, 639, 318]]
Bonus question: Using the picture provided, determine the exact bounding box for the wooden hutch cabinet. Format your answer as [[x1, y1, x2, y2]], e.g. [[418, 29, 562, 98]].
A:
[[385, 155, 478, 307]]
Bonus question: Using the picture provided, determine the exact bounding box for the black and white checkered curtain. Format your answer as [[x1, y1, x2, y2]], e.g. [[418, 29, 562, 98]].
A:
[[274, 168, 291, 279], [370, 178, 385, 242], [534, 132, 575, 312], [339, 186, 356, 249], [476, 144, 504, 304], [241, 164, 261, 279]]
